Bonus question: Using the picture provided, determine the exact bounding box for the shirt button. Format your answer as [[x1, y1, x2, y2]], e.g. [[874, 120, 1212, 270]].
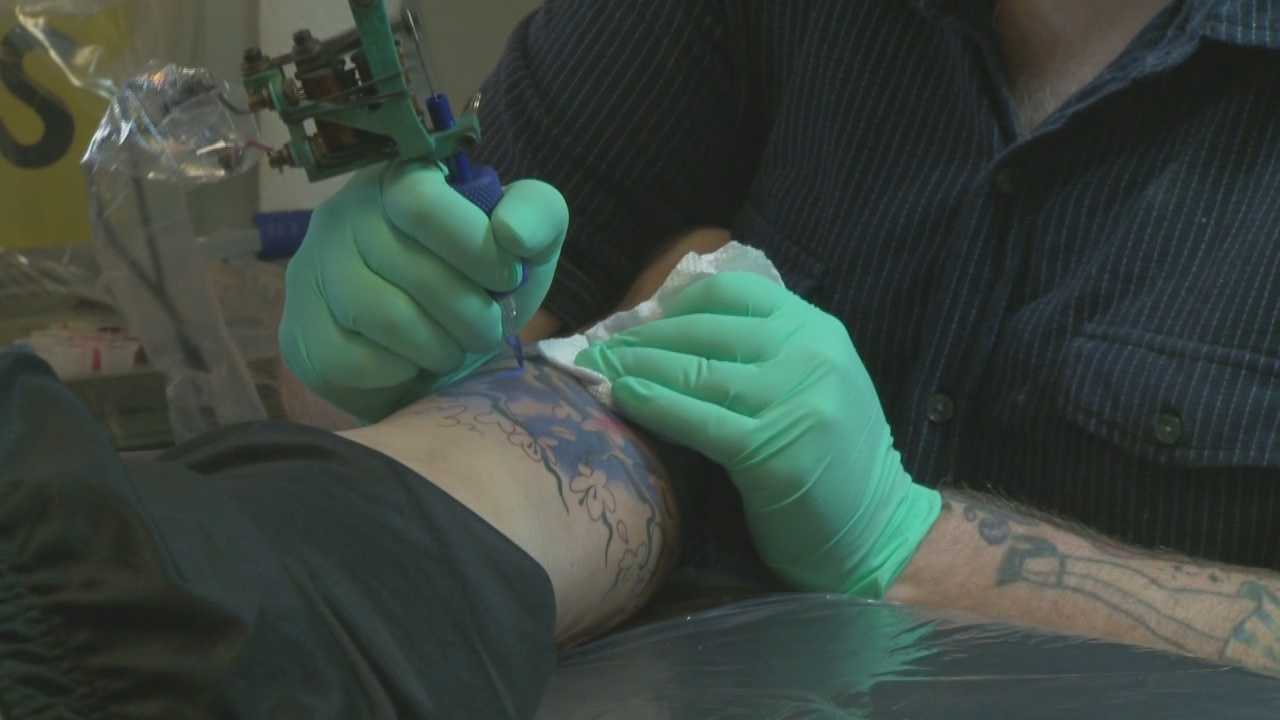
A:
[[1153, 412, 1183, 446], [927, 393, 956, 425], [994, 167, 1018, 194]]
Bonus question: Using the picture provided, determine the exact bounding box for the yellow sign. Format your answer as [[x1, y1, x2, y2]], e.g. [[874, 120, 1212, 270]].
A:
[[0, 8, 130, 250]]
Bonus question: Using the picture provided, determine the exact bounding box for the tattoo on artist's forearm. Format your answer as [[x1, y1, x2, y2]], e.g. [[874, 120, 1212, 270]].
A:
[[946, 495, 1280, 672], [950, 498, 1040, 545], [432, 363, 679, 601]]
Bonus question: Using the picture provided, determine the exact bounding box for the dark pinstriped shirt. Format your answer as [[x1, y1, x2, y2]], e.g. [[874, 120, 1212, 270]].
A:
[[474, 0, 1280, 569]]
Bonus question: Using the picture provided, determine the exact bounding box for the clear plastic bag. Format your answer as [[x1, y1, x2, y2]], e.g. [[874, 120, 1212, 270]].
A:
[[6, 0, 268, 441], [539, 594, 1280, 719], [0, 0, 124, 313], [13, 0, 190, 99], [84, 62, 260, 183], [0, 244, 104, 317], [81, 61, 267, 439], [86, 170, 265, 439]]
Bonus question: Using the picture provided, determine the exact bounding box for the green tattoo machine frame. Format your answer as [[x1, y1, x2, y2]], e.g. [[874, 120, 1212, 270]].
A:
[[240, 0, 482, 182]]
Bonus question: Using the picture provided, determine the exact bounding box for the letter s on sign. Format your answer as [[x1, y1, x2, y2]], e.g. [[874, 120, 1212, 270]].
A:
[[0, 25, 74, 169]]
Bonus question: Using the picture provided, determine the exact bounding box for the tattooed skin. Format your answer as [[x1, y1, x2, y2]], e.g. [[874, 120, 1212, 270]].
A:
[[948, 495, 1280, 673], [431, 361, 680, 605]]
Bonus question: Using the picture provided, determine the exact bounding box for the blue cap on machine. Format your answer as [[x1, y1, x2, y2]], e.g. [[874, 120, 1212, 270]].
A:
[[253, 211, 313, 260]]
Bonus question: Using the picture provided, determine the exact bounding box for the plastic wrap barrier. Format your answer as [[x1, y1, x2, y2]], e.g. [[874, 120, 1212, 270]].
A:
[[539, 594, 1280, 719], [86, 171, 266, 439], [2, 0, 209, 254], [14, 0, 190, 99], [85, 63, 259, 183], [80, 63, 266, 441], [0, 0, 124, 308], [5, 0, 267, 441], [11, 2, 258, 176]]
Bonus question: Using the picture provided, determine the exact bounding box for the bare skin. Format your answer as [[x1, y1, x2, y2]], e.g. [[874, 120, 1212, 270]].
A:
[[889, 493, 1280, 676], [340, 357, 682, 647], [996, 0, 1175, 131]]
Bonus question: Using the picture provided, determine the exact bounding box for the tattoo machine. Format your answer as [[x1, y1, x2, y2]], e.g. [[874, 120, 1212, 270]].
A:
[[240, 0, 526, 364]]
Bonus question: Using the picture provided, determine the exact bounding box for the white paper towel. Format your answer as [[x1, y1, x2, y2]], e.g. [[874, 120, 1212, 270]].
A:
[[535, 241, 786, 407]]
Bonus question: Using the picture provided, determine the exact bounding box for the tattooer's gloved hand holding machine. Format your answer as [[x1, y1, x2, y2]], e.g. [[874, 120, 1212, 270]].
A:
[[250, 0, 568, 422], [280, 163, 566, 422]]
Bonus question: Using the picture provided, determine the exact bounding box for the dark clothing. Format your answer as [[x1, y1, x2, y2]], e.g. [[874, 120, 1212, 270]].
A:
[[0, 351, 556, 718], [475, 0, 1280, 568]]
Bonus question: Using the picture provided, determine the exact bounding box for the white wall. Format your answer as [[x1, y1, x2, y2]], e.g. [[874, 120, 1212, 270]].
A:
[[186, 0, 259, 235], [417, 0, 541, 104], [256, 0, 540, 213], [257, 0, 353, 212]]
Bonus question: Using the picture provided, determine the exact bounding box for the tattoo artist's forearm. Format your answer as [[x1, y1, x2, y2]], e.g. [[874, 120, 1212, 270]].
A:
[[431, 362, 681, 619], [894, 492, 1280, 676]]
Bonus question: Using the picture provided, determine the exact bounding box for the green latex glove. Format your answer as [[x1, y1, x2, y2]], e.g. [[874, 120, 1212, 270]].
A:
[[280, 161, 568, 422], [575, 272, 942, 598]]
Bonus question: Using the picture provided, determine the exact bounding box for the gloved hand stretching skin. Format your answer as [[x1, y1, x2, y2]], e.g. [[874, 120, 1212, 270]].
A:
[[575, 272, 942, 598], [280, 161, 568, 422]]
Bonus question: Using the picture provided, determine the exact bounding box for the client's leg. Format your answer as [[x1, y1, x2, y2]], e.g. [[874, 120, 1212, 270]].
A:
[[0, 349, 679, 718], [341, 357, 683, 646]]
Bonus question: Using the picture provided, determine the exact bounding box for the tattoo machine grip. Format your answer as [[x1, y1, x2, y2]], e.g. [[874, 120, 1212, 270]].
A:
[[426, 93, 527, 364]]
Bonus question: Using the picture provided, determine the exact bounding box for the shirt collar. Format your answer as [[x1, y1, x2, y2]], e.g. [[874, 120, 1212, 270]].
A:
[[909, 0, 1280, 50], [1196, 0, 1280, 49]]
